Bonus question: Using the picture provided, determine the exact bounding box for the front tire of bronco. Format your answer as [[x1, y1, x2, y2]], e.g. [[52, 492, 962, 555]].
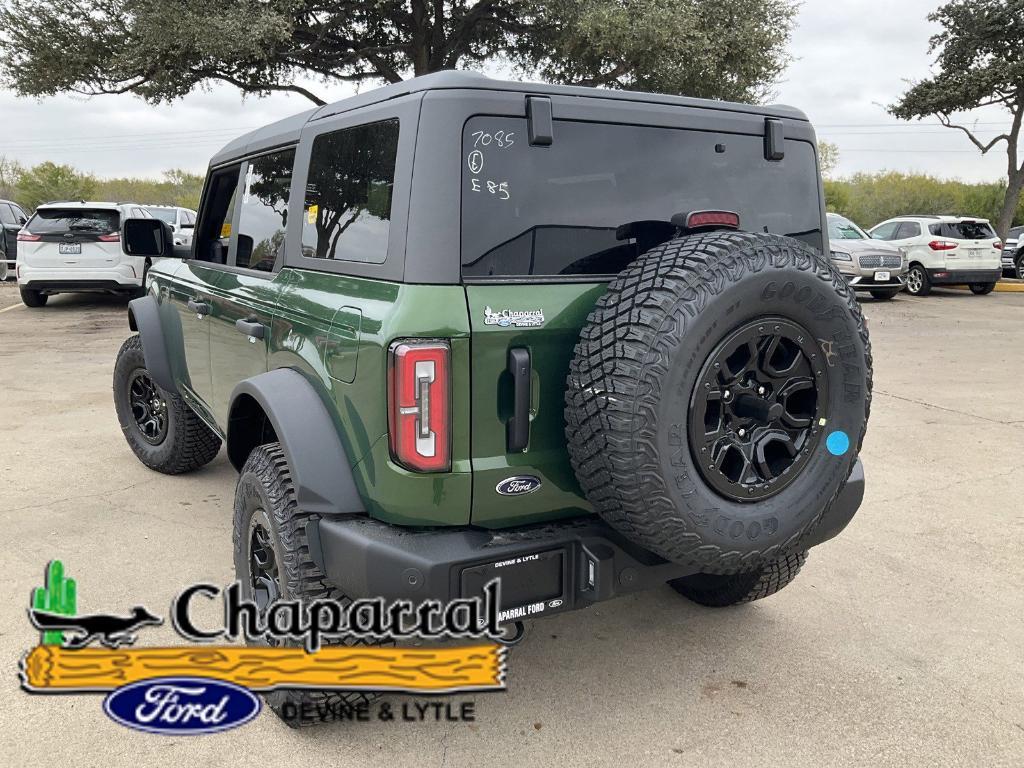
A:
[[233, 443, 385, 728], [113, 334, 221, 473], [565, 231, 871, 575], [668, 551, 808, 607]]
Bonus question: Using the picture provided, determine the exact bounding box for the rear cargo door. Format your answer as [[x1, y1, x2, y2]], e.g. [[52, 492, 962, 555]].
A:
[[461, 112, 825, 527]]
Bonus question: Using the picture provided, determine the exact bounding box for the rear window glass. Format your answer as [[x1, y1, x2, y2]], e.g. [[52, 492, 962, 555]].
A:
[[27, 208, 119, 234], [461, 117, 823, 278], [928, 221, 996, 239]]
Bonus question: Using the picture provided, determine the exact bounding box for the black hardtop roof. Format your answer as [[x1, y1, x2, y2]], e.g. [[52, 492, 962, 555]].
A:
[[210, 71, 809, 166]]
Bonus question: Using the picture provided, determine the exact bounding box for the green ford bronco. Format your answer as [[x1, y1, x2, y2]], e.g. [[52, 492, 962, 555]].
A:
[[113, 72, 870, 718]]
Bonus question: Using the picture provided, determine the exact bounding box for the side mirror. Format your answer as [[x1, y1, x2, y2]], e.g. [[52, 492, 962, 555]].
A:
[[122, 218, 172, 257]]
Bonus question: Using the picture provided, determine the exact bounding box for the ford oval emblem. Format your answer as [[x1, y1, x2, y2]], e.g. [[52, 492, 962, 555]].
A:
[[496, 476, 542, 496], [103, 676, 261, 735]]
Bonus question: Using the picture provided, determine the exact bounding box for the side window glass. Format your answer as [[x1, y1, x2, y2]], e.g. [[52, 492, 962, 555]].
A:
[[871, 222, 897, 240], [195, 165, 241, 264], [13, 205, 28, 223], [0, 204, 14, 225], [234, 149, 294, 273], [895, 222, 920, 239], [302, 119, 399, 263]]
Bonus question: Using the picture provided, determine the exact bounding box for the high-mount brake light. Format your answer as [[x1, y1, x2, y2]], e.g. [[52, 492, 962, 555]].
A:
[[928, 240, 958, 251], [388, 340, 451, 472], [685, 210, 741, 230]]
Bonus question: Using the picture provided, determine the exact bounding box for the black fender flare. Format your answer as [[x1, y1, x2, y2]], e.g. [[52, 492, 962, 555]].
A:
[[228, 368, 366, 516], [127, 295, 179, 396]]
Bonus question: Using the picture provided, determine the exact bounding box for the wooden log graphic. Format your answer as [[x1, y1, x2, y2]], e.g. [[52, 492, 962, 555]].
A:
[[21, 644, 506, 693]]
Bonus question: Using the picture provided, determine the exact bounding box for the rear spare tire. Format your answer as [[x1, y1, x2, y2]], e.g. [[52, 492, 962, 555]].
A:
[[565, 231, 871, 574]]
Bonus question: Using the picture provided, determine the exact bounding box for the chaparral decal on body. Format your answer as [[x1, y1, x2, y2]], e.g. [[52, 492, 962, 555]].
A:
[[483, 306, 545, 328]]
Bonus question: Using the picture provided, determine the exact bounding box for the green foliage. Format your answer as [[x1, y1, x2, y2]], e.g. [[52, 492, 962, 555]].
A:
[[889, 0, 1024, 238], [32, 560, 76, 645], [16, 162, 96, 211], [0, 158, 203, 212], [824, 171, 1024, 229], [818, 141, 839, 178], [0, 0, 798, 106]]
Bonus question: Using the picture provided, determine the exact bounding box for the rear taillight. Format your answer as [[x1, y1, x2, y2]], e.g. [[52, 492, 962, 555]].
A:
[[98, 233, 120, 242], [994, 241, 1002, 250], [928, 240, 958, 251], [388, 340, 451, 472], [17, 232, 40, 242]]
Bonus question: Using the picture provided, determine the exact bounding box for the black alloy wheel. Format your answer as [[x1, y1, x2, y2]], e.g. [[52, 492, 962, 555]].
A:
[[128, 370, 169, 445], [688, 318, 827, 502]]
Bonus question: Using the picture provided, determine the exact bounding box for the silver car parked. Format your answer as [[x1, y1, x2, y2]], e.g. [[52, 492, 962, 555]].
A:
[[827, 212, 907, 300]]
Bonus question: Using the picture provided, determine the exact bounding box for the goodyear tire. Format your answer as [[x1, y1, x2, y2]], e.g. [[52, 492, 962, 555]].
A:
[[565, 232, 871, 574]]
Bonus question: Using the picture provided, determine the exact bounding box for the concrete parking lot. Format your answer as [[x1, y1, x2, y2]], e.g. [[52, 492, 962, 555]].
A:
[[1, 280, 1022, 767]]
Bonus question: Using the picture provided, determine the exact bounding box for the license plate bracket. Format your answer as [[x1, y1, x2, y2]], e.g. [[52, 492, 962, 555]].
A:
[[460, 548, 567, 621], [874, 270, 890, 282], [58, 243, 82, 255]]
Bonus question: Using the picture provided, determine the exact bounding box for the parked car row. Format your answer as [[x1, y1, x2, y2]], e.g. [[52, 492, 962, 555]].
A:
[[0, 198, 30, 281], [828, 212, 1011, 299], [4, 200, 196, 304]]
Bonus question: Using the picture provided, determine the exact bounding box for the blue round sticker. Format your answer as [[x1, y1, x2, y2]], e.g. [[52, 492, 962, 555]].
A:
[[826, 430, 850, 456]]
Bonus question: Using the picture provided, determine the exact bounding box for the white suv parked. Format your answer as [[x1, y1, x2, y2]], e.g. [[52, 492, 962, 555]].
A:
[[144, 205, 197, 247], [16, 201, 157, 307], [868, 215, 1002, 296]]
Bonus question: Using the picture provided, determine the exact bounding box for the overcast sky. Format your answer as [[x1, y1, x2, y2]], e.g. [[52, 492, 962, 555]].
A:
[[0, 0, 1016, 183]]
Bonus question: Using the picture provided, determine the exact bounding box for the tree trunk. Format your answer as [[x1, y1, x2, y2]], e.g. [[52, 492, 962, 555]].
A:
[[996, 167, 1024, 243]]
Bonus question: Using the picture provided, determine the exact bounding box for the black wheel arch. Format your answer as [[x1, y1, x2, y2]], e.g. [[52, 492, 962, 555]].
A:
[[127, 295, 180, 395], [228, 368, 366, 516]]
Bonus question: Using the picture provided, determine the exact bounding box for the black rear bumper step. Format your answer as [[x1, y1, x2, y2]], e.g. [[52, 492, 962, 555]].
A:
[[308, 459, 865, 619]]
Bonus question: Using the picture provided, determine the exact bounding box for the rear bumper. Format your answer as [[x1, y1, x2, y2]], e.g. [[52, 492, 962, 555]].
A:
[[18, 263, 141, 290], [927, 267, 1001, 285], [309, 459, 865, 619]]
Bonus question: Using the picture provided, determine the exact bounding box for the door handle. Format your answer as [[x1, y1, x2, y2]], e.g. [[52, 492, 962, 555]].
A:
[[507, 347, 532, 452], [235, 318, 265, 341], [186, 298, 209, 317]]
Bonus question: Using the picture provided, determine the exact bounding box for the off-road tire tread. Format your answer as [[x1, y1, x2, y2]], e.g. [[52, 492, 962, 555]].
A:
[[565, 231, 871, 574], [114, 334, 220, 473], [669, 551, 808, 606], [234, 443, 385, 727]]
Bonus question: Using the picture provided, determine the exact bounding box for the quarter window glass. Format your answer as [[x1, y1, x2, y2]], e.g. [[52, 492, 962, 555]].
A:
[[235, 150, 294, 273], [301, 119, 399, 264], [895, 222, 920, 239], [195, 166, 241, 264]]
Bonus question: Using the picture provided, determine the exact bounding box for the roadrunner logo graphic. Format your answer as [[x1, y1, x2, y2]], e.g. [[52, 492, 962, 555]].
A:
[[483, 306, 545, 328], [29, 606, 162, 649]]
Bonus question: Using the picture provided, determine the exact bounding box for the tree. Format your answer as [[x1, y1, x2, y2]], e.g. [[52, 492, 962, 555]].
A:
[[890, 0, 1024, 240], [16, 162, 96, 211], [0, 0, 797, 106], [0, 155, 23, 201], [818, 141, 839, 178]]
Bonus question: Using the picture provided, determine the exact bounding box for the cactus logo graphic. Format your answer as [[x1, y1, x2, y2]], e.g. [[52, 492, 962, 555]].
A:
[[28, 560, 163, 650]]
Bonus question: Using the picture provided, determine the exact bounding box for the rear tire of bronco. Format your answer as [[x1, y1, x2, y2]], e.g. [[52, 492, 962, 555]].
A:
[[113, 334, 221, 473], [668, 551, 807, 607], [233, 443, 385, 728], [565, 231, 871, 574], [20, 287, 47, 307], [969, 282, 995, 295]]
